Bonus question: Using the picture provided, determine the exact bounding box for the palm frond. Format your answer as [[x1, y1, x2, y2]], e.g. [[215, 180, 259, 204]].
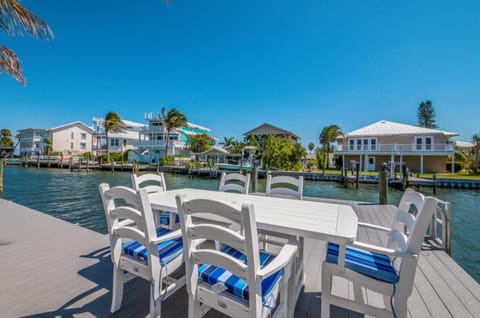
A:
[[0, 0, 54, 39], [0, 45, 24, 83]]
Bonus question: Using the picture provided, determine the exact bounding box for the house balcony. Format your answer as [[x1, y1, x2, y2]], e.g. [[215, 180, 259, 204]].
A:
[[136, 140, 186, 149], [334, 143, 454, 155]]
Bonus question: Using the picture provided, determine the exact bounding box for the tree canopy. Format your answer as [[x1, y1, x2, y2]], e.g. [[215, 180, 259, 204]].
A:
[[417, 100, 437, 128], [0, 128, 14, 148], [319, 124, 342, 175], [0, 0, 54, 84], [104, 112, 126, 162], [187, 134, 213, 153]]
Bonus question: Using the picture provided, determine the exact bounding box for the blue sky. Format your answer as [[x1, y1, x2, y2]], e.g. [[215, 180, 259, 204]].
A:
[[1, 0, 479, 146]]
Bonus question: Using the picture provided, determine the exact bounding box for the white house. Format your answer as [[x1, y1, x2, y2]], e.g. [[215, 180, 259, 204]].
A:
[[91, 117, 146, 157], [17, 128, 49, 157]]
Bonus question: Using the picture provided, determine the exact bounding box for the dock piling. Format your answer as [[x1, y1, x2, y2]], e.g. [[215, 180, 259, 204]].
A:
[[0, 158, 4, 194], [355, 162, 360, 189], [379, 170, 388, 204]]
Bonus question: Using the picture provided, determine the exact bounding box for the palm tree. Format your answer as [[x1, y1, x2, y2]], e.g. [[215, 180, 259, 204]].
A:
[[219, 137, 235, 149], [473, 134, 480, 174], [319, 124, 343, 175], [104, 112, 126, 162], [1, 0, 54, 84], [308, 142, 315, 154], [161, 107, 187, 157]]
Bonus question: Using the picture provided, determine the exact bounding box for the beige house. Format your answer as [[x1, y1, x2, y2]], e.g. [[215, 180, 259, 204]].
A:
[[334, 120, 458, 174], [49, 121, 93, 155]]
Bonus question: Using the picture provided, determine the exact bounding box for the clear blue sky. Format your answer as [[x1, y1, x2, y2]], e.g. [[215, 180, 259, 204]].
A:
[[1, 0, 479, 146]]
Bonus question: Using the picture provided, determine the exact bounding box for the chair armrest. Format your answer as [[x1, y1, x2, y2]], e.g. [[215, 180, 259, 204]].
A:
[[151, 229, 182, 244], [257, 244, 298, 279], [351, 241, 417, 258], [357, 222, 390, 233]]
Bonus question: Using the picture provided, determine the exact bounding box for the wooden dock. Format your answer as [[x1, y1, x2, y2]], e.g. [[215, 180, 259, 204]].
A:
[[1, 197, 479, 317]]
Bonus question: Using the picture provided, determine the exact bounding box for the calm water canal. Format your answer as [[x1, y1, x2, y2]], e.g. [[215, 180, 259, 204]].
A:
[[2, 166, 479, 282]]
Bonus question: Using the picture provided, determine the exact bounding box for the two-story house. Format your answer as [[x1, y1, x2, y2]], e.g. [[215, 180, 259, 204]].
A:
[[92, 117, 146, 157], [48, 121, 93, 155], [334, 120, 458, 174]]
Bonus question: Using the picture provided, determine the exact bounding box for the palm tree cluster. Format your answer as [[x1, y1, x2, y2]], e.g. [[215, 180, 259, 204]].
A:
[[319, 124, 343, 175], [1, 0, 54, 84]]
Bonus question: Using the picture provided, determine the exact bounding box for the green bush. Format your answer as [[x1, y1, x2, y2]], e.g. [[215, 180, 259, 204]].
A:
[[160, 155, 175, 166]]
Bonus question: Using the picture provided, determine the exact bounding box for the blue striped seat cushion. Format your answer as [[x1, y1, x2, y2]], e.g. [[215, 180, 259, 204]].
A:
[[198, 246, 284, 302], [122, 228, 183, 265], [326, 242, 399, 284], [159, 211, 180, 225]]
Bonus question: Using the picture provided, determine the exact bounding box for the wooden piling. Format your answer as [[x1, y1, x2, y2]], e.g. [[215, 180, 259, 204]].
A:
[[252, 166, 258, 193], [0, 158, 4, 194], [433, 174, 437, 194], [355, 162, 360, 189], [379, 170, 388, 204], [69, 157, 73, 171], [37, 155, 40, 169]]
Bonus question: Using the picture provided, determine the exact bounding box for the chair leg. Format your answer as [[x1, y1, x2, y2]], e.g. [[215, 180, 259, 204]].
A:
[[188, 294, 202, 318], [111, 266, 125, 313], [150, 276, 162, 318], [393, 295, 408, 318], [321, 265, 332, 318]]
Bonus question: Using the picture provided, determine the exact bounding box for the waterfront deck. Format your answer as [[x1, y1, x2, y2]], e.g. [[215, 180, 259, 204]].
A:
[[1, 198, 479, 317]]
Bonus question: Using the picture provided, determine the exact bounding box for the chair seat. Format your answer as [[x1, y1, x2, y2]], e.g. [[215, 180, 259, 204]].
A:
[[198, 246, 284, 303], [159, 211, 180, 225], [326, 242, 399, 284], [122, 228, 183, 265]]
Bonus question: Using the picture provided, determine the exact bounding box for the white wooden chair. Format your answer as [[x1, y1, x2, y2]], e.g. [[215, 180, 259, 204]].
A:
[[321, 189, 438, 318], [219, 172, 251, 194], [266, 174, 303, 200], [99, 183, 185, 318], [175, 194, 298, 318], [131, 173, 179, 229]]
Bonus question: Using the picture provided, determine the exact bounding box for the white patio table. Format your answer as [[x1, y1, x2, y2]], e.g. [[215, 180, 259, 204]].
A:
[[149, 188, 358, 317]]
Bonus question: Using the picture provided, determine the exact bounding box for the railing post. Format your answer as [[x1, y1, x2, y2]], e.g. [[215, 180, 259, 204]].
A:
[[445, 201, 451, 255]]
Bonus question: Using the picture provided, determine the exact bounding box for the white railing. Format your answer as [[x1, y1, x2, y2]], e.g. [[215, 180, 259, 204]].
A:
[[335, 143, 454, 153], [136, 140, 185, 148]]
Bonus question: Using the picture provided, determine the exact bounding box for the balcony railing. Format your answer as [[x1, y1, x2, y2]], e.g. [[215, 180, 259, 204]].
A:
[[136, 140, 185, 148], [335, 143, 454, 153]]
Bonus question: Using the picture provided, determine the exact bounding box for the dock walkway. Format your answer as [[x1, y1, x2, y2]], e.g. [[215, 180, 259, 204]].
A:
[[1, 198, 479, 317]]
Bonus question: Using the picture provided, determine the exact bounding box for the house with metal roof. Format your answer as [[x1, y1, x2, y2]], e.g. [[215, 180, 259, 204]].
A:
[[334, 120, 458, 173]]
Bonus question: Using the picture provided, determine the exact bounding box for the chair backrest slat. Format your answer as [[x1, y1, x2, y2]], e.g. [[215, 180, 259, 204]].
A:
[[189, 223, 246, 252], [131, 173, 167, 194], [219, 172, 251, 194], [266, 174, 303, 200]]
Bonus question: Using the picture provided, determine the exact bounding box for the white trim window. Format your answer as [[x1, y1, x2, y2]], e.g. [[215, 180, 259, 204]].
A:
[[414, 136, 434, 151], [348, 138, 378, 151]]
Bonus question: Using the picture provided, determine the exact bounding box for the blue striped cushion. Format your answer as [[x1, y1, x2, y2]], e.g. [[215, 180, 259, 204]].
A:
[[198, 246, 284, 302], [159, 212, 180, 225], [326, 242, 399, 284], [122, 228, 183, 265]]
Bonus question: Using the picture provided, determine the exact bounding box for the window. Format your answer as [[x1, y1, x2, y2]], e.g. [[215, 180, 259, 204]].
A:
[[414, 136, 434, 151], [71, 132, 74, 139], [71, 142, 74, 150], [370, 139, 377, 151], [349, 140, 354, 151], [80, 143, 86, 149], [123, 139, 127, 146], [81, 133, 87, 140], [356, 139, 362, 151], [363, 139, 368, 150]]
